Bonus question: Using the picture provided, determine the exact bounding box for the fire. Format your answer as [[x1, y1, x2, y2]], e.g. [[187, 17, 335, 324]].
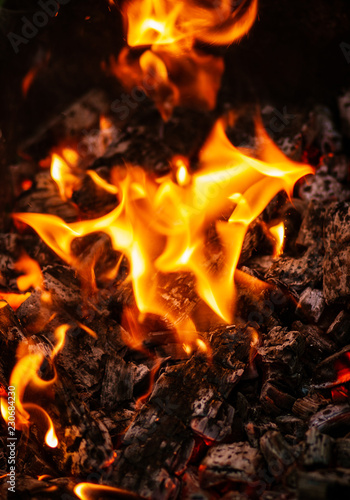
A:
[[74, 483, 140, 500], [0, 255, 44, 310], [87, 170, 118, 195], [50, 148, 81, 200], [124, 0, 258, 48], [45, 419, 58, 448], [0, 324, 69, 447], [113, 0, 258, 119], [269, 221, 285, 258], [334, 352, 350, 385], [0, 292, 31, 310], [14, 118, 313, 345], [15, 254, 44, 292]]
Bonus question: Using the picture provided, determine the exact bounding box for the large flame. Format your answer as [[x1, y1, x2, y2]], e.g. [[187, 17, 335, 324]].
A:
[[112, 0, 258, 120], [125, 0, 258, 48], [14, 119, 313, 343]]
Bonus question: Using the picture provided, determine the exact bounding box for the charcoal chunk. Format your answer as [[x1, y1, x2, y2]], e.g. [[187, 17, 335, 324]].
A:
[[323, 202, 350, 303]]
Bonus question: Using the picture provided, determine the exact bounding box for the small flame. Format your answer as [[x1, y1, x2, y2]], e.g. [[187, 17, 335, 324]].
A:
[[0, 397, 8, 422], [45, 420, 58, 448], [50, 149, 80, 200], [74, 483, 139, 500], [38, 475, 52, 481], [0, 325, 68, 447], [269, 221, 285, 258], [15, 254, 44, 292], [175, 158, 190, 186], [183, 343, 192, 355], [196, 338, 207, 353], [87, 170, 118, 195], [77, 322, 98, 339]]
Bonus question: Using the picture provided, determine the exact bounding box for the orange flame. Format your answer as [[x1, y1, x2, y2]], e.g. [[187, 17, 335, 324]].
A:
[[15, 254, 44, 292], [0, 325, 69, 447], [50, 148, 81, 200], [113, 0, 258, 119], [74, 483, 140, 500], [87, 170, 118, 195], [0, 292, 31, 310], [125, 0, 258, 48], [22, 67, 39, 97], [14, 119, 313, 345], [99, 115, 113, 131], [269, 221, 285, 258]]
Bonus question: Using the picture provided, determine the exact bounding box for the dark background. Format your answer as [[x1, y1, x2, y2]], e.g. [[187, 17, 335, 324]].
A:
[[0, 0, 350, 163]]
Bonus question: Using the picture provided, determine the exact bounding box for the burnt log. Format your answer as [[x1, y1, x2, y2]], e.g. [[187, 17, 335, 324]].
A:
[[302, 428, 334, 468], [259, 431, 297, 479], [199, 441, 263, 488], [109, 325, 252, 498]]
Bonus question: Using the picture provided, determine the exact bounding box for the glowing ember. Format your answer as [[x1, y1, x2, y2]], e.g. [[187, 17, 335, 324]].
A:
[[99, 115, 113, 131], [269, 221, 285, 258], [21, 179, 33, 192], [0, 324, 69, 447], [334, 352, 350, 385], [14, 118, 313, 346]]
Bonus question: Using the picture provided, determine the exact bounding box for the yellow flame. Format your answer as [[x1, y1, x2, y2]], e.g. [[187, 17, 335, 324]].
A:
[[14, 119, 313, 343], [0, 397, 8, 421], [50, 149, 80, 200], [74, 483, 139, 500], [87, 170, 118, 195], [0, 325, 68, 447], [113, 1, 258, 120], [125, 0, 259, 48], [77, 322, 98, 339], [45, 419, 58, 448], [183, 343, 192, 355], [269, 221, 285, 258]]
